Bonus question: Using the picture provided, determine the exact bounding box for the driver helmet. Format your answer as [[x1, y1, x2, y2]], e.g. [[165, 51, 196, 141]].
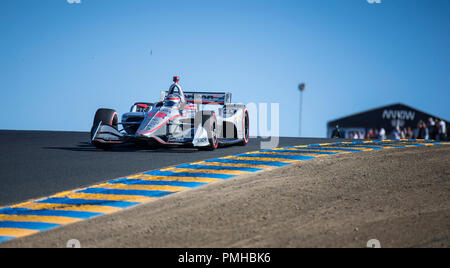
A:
[[164, 94, 181, 107]]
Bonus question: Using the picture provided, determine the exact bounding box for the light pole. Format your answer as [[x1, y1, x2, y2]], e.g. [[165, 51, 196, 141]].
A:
[[298, 83, 306, 137]]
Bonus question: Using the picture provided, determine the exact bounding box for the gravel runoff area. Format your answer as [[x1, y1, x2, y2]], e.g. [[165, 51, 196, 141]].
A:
[[3, 145, 449, 248]]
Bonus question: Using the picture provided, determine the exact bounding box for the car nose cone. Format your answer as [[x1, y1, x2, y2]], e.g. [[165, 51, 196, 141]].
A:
[[135, 132, 149, 139]]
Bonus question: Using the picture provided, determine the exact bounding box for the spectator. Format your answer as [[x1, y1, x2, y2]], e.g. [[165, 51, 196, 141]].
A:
[[424, 121, 430, 139], [405, 127, 414, 139], [433, 118, 440, 140], [358, 131, 365, 140], [400, 128, 407, 139], [417, 120, 429, 139], [348, 131, 354, 139], [378, 127, 386, 140], [438, 119, 447, 141], [366, 129, 376, 140], [391, 126, 401, 139], [428, 118, 437, 140], [430, 118, 437, 139], [331, 125, 342, 138]]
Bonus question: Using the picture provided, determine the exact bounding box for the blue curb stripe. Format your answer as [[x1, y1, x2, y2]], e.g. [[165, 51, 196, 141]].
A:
[[109, 178, 207, 188], [34, 197, 139, 208], [174, 164, 262, 172], [78, 188, 174, 197], [0, 207, 102, 219], [264, 149, 338, 155], [0, 221, 60, 231], [204, 158, 291, 167], [143, 170, 235, 179], [234, 153, 316, 160], [0, 236, 14, 243]]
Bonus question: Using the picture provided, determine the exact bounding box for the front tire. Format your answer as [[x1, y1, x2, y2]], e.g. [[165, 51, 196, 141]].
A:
[[91, 108, 119, 150], [198, 112, 219, 151]]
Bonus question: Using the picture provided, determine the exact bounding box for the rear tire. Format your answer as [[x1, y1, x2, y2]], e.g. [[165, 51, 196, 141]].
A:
[[238, 109, 250, 146], [91, 108, 119, 150]]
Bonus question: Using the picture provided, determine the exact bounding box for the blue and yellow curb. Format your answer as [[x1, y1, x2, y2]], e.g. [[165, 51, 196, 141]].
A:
[[0, 139, 448, 243]]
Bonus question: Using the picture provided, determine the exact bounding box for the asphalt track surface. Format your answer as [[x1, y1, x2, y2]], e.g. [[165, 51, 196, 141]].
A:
[[0, 130, 339, 207]]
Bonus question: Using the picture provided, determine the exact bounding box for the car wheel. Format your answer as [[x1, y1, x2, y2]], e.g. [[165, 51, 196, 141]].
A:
[[198, 112, 219, 151], [91, 108, 118, 150], [238, 109, 249, 146]]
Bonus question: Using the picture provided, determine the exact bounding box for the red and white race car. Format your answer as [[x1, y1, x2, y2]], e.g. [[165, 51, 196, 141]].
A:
[[91, 76, 249, 151]]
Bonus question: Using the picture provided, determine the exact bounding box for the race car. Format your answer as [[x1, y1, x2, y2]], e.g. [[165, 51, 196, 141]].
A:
[[90, 76, 249, 151]]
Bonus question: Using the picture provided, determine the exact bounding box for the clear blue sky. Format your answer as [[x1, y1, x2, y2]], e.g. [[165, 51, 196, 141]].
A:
[[1, 0, 449, 137]]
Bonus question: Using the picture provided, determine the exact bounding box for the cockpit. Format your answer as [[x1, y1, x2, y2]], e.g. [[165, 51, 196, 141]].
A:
[[163, 99, 179, 107]]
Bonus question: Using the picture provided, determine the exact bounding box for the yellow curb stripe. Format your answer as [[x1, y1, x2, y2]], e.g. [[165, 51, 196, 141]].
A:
[[0, 228, 39, 238], [0, 215, 81, 225], [12, 202, 122, 214], [193, 161, 275, 170], [318, 146, 374, 151], [126, 174, 222, 183], [161, 167, 250, 175], [224, 156, 299, 163], [255, 151, 331, 157], [281, 148, 350, 154], [52, 192, 155, 203], [93, 183, 189, 193]]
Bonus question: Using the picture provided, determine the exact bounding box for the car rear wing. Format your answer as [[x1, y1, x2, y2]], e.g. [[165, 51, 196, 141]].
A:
[[160, 91, 232, 105]]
